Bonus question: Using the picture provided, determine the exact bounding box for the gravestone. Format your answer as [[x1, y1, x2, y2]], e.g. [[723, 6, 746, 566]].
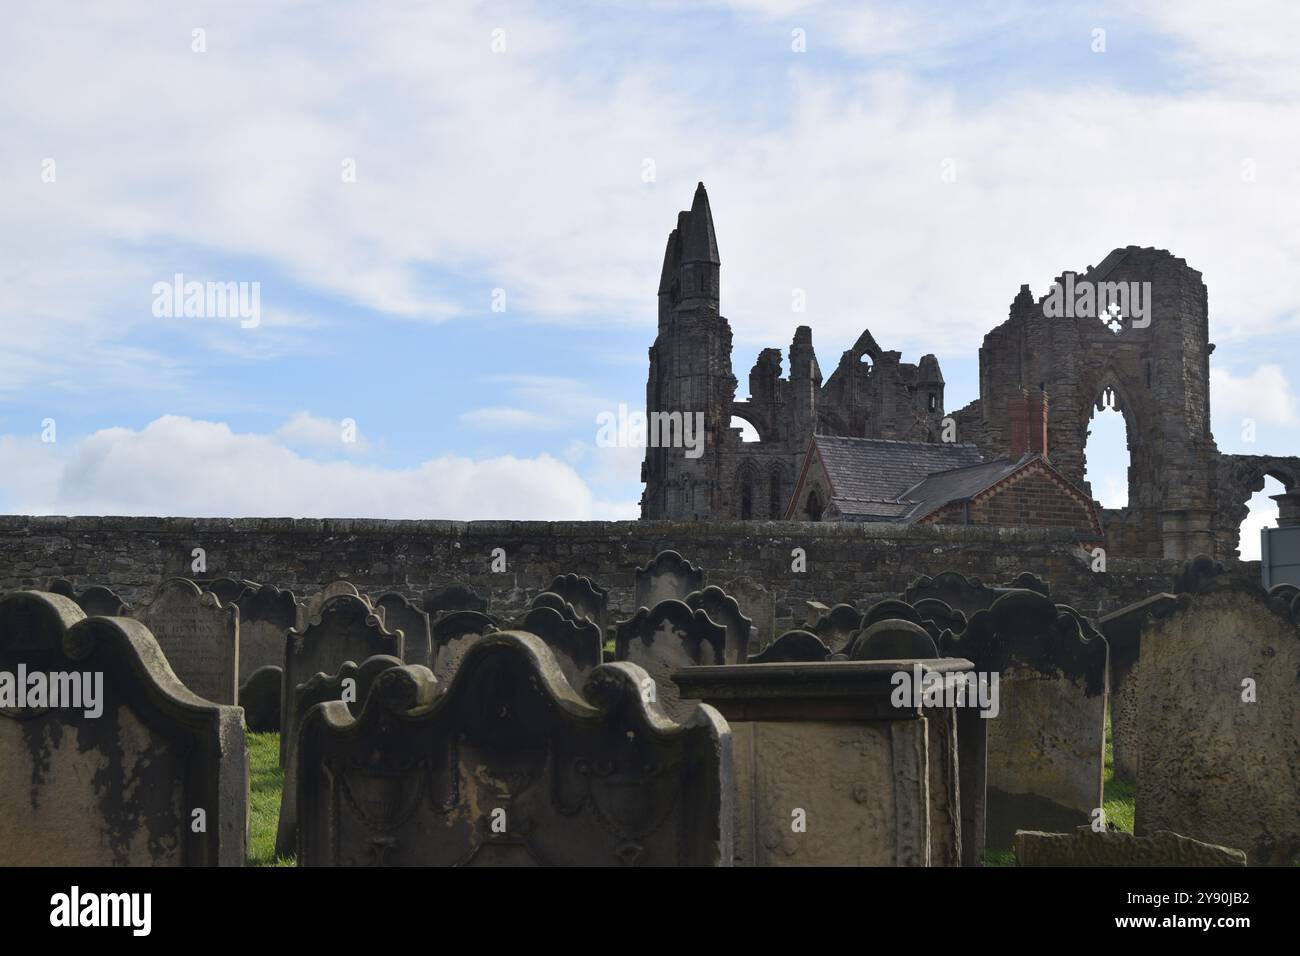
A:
[[275, 653, 408, 859], [131, 578, 239, 706], [241, 665, 282, 733], [280, 593, 402, 768], [942, 589, 1108, 851], [811, 604, 863, 654], [614, 600, 725, 722], [430, 609, 499, 684], [423, 583, 488, 617], [303, 581, 366, 621], [0, 590, 246, 866], [685, 586, 753, 663], [516, 605, 602, 689], [1134, 573, 1300, 865], [912, 598, 968, 640], [905, 571, 1013, 618], [1014, 827, 1246, 867], [723, 576, 775, 649], [203, 577, 254, 605], [296, 632, 732, 866], [372, 591, 433, 668], [235, 583, 301, 705], [634, 550, 704, 610], [848, 619, 939, 660], [746, 630, 832, 663], [546, 573, 609, 634], [1098, 592, 1177, 782], [78, 584, 128, 617]]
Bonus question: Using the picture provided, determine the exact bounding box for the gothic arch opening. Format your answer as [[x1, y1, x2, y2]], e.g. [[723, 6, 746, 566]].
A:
[[1238, 474, 1285, 561], [804, 488, 824, 522], [1083, 384, 1132, 507], [735, 461, 760, 521]]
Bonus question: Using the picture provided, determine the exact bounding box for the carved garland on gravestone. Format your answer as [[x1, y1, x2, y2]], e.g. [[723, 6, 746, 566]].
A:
[[274, 654, 407, 860], [0, 590, 246, 866], [296, 631, 732, 866]]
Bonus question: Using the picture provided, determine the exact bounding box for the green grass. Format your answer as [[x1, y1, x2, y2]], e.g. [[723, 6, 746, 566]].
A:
[[246, 731, 294, 867], [249, 711, 1141, 867]]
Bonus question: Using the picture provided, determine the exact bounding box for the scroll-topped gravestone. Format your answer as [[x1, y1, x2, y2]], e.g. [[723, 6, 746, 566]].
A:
[[942, 589, 1108, 850], [686, 586, 753, 663], [280, 593, 402, 767], [635, 550, 705, 610], [303, 581, 368, 621], [516, 605, 602, 689], [547, 573, 608, 633], [131, 578, 239, 706], [235, 583, 300, 683], [77, 584, 128, 617], [614, 600, 725, 722], [811, 604, 863, 654], [274, 653, 408, 859], [372, 591, 433, 668], [430, 609, 499, 684], [723, 575, 774, 648], [1134, 574, 1300, 865], [297, 632, 732, 866], [0, 591, 246, 866]]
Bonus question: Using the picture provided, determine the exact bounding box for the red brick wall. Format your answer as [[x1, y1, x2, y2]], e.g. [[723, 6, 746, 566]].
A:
[[921, 463, 1100, 538]]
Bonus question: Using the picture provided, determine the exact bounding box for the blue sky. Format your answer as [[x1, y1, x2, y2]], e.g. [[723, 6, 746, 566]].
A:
[[1, 1, 1297, 555]]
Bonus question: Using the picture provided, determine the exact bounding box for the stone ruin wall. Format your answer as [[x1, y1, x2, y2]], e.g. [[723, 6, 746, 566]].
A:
[[0, 515, 1236, 629]]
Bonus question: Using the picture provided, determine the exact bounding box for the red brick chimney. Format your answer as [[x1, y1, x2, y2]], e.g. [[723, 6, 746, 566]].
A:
[[1008, 389, 1049, 459]]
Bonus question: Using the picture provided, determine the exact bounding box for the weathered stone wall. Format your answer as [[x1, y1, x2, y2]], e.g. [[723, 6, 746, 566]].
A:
[[0, 516, 1195, 629]]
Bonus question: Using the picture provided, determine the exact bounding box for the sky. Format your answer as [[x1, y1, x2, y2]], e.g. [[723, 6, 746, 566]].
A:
[[1, 1, 1296, 558]]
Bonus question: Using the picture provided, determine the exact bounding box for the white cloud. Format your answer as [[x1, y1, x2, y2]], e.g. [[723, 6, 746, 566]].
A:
[[276, 410, 371, 455], [1211, 363, 1298, 427], [5, 1, 1300, 405], [0, 415, 637, 520]]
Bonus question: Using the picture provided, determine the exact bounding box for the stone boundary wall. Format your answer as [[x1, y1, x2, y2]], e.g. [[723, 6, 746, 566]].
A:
[[0, 516, 1213, 629]]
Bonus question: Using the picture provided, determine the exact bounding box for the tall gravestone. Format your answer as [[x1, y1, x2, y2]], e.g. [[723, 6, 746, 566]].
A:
[[372, 591, 433, 668], [235, 583, 300, 685], [723, 575, 775, 650], [635, 550, 704, 610], [1134, 574, 1300, 865], [1098, 592, 1177, 782], [546, 573, 609, 634], [131, 578, 239, 706], [280, 593, 402, 768], [430, 609, 499, 684], [686, 586, 753, 663], [614, 600, 725, 722], [297, 632, 732, 866], [942, 589, 1108, 851], [516, 605, 602, 690], [0, 590, 246, 866]]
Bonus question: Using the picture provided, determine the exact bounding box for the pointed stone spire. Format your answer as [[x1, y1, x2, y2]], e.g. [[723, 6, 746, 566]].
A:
[[681, 182, 720, 264], [658, 229, 680, 295]]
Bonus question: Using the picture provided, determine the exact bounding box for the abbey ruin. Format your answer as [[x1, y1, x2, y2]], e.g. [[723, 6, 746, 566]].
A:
[[641, 183, 1300, 560]]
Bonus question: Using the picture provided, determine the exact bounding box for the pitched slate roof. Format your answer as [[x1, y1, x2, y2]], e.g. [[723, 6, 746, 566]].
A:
[[898, 454, 1033, 520], [814, 436, 985, 504]]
